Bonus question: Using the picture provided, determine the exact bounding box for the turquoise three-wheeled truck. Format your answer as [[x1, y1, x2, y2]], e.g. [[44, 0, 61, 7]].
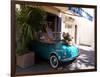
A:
[[31, 38, 79, 69]]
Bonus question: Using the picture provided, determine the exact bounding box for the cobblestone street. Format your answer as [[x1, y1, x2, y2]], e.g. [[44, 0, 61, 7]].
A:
[[16, 46, 95, 75]]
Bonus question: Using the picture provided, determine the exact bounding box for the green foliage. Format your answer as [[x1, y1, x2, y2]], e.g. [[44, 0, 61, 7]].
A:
[[27, 7, 46, 31], [16, 5, 46, 55]]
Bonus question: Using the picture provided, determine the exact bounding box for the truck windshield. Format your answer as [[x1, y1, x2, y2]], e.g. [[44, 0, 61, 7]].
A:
[[38, 32, 62, 43]]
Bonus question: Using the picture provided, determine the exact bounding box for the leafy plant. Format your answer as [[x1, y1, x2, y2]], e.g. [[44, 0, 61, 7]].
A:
[[16, 5, 46, 55]]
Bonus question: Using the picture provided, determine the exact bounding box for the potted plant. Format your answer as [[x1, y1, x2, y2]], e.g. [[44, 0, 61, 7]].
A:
[[16, 5, 46, 68]]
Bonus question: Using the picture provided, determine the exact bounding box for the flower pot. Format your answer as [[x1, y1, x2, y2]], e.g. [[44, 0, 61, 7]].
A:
[[16, 52, 35, 68]]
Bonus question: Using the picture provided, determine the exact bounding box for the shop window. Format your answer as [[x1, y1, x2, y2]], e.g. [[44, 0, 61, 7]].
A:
[[65, 24, 72, 29]]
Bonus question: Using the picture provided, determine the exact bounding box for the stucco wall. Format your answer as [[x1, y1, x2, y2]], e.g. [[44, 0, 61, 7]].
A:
[[60, 12, 94, 48], [76, 17, 94, 47], [41, 6, 60, 16]]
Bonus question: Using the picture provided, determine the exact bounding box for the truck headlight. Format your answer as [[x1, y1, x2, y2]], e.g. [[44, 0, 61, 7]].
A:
[[62, 51, 67, 58], [63, 51, 67, 56]]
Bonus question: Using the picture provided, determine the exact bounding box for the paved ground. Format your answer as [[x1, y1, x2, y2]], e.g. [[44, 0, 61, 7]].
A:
[[16, 46, 95, 75]]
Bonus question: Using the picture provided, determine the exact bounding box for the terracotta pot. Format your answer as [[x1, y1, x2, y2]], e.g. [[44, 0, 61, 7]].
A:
[[16, 52, 35, 68]]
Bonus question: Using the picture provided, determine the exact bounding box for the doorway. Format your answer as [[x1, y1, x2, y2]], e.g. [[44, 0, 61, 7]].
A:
[[46, 12, 61, 39], [75, 25, 77, 44]]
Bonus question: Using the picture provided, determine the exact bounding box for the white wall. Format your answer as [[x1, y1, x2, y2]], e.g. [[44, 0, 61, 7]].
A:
[[41, 6, 60, 16], [76, 16, 94, 47], [60, 13, 76, 40], [60, 8, 95, 47]]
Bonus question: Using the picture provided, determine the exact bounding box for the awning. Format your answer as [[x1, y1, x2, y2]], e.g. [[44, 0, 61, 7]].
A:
[[68, 7, 93, 21]]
